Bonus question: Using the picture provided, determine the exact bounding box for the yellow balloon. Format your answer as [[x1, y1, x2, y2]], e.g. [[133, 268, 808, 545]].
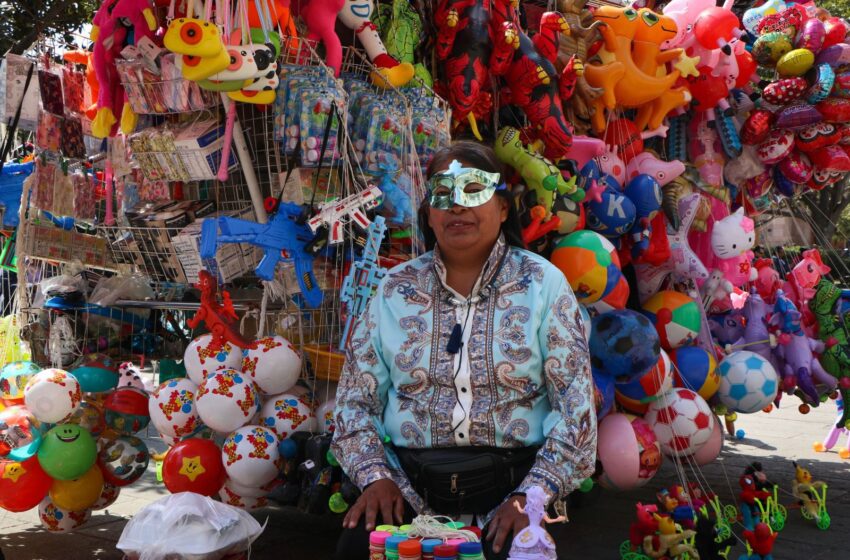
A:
[[49, 466, 104, 511], [777, 48, 815, 77]]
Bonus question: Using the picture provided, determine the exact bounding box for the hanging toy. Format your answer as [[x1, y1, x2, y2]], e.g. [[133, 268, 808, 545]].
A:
[[187, 270, 253, 351], [810, 278, 850, 429], [814, 398, 850, 459], [791, 462, 830, 530]]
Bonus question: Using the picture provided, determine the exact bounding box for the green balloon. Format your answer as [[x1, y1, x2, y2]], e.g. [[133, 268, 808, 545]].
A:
[[37, 424, 97, 481]]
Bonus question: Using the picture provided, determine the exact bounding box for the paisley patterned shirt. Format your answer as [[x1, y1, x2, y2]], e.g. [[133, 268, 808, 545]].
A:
[[331, 236, 597, 515]]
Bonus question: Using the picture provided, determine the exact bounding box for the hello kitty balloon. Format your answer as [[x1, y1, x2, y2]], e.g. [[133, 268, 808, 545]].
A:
[[711, 207, 755, 261]]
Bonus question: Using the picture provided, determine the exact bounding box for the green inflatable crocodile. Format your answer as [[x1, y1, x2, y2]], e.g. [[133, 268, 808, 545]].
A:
[[811, 278, 850, 428]]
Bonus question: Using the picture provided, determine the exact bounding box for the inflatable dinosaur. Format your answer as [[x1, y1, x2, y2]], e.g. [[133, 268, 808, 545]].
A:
[[811, 278, 850, 428]]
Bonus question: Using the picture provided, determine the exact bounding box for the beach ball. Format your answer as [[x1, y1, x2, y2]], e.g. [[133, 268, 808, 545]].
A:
[[585, 275, 629, 317], [71, 354, 118, 393], [242, 336, 302, 395], [104, 387, 150, 434], [37, 424, 97, 480], [316, 399, 336, 433], [0, 456, 52, 512], [260, 392, 317, 440], [162, 438, 226, 496], [97, 434, 149, 487], [0, 361, 40, 402], [67, 401, 106, 438], [91, 482, 120, 509], [149, 378, 201, 438], [0, 405, 41, 461], [550, 230, 622, 304], [589, 310, 660, 383], [645, 388, 715, 457], [24, 369, 81, 424], [671, 346, 720, 401], [641, 291, 701, 351], [597, 413, 662, 491], [690, 416, 724, 465], [221, 425, 280, 488], [49, 464, 103, 511], [219, 483, 270, 511], [615, 350, 674, 413], [717, 351, 778, 413], [196, 369, 261, 434], [184, 334, 243, 385], [37, 497, 90, 532]]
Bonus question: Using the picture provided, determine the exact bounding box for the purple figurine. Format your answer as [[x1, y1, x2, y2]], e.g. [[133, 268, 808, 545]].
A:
[[814, 399, 850, 459], [507, 486, 564, 560]]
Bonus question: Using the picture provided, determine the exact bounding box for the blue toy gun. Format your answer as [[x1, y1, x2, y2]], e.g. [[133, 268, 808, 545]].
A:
[[200, 202, 323, 308], [339, 215, 387, 349]]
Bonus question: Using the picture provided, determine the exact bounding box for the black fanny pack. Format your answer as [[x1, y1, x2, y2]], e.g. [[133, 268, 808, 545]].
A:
[[394, 446, 539, 515]]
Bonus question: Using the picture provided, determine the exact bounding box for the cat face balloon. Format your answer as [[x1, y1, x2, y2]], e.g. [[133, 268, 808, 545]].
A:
[[711, 208, 755, 259]]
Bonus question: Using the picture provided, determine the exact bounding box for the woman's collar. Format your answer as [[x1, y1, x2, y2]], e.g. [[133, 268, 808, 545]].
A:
[[433, 234, 508, 302]]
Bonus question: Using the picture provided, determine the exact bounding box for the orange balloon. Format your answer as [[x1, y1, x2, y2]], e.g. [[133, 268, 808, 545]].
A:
[[49, 465, 104, 511], [0, 456, 52, 513]]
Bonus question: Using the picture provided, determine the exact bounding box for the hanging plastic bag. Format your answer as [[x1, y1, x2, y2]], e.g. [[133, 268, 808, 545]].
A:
[[116, 492, 265, 560]]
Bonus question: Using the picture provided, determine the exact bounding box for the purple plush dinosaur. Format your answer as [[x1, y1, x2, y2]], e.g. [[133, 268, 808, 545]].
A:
[[771, 290, 837, 405]]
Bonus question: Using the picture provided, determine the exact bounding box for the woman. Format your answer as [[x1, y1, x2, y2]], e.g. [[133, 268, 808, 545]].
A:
[[331, 142, 596, 559]]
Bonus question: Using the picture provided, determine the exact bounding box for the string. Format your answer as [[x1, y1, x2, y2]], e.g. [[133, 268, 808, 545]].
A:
[[405, 515, 480, 542]]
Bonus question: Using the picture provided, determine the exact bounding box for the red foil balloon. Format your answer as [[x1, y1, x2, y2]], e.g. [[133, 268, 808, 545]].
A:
[[742, 110, 776, 145], [809, 145, 850, 171], [778, 151, 814, 183], [816, 98, 850, 122], [823, 18, 848, 49], [796, 122, 841, 152], [762, 77, 808, 105]]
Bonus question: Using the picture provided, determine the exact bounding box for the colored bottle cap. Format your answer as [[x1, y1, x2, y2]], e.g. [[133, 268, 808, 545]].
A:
[[370, 531, 392, 546], [421, 539, 443, 553], [445, 539, 465, 547], [445, 521, 465, 530], [398, 540, 422, 555], [386, 535, 408, 551], [398, 524, 413, 534], [376, 525, 399, 533], [461, 526, 481, 538], [457, 542, 482, 554], [434, 544, 458, 557]]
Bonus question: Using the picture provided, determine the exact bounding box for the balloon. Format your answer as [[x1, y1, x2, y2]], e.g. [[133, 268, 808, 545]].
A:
[[822, 17, 848, 48], [687, 66, 729, 113], [752, 32, 793, 65], [590, 310, 661, 383], [37, 497, 90, 532], [816, 97, 850, 122], [97, 433, 149, 486], [149, 377, 201, 438], [218, 483, 270, 511], [815, 43, 850, 67], [592, 370, 615, 419], [67, 401, 106, 438], [777, 48, 815, 76], [762, 77, 808, 105], [241, 336, 302, 395], [810, 145, 850, 171], [0, 405, 41, 461], [796, 18, 826, 53], [586, 187, 636, 239], [597, 413, 661, 491], [259, 392, 317, 440], [796, 122, 841, 153], [757, 129, 796, 164], [645, 388, 715, 457], [91, 482, 120, 510], [162, 438, 226, 496], [778, 151, 814, 183], [741, 110, 776, 145], [717, 351, 779, 413], [0, 456, 52, 512], [550, 231, 623, 304], [586, 275, 631, 317], [756, 4, 804, 36], [196, 369, 261, 434], [625, 152, 685, 187], [37, 424, 96, 480], [670, 346, 720, 400], [104, 387, 150, 434], [596, 146, 627, 185], [0, 361, 40, 402], [71, 354, 118, 393], [642, 291, 701, 351], [315, 399, 336, 434], [183, 334, 243, 385], [49, 465, 103, 511], [615, 349, 674, 408], [743, 0, 786, 34], [775, 103, 823, 130], [689, 415, 724, 465], [24, 369, 82, 424], [601, 119, 645, 165], [221, 425, 280, 488], [831, 70, 850, 98], [735, 49, 758, 88], [694, 8, 740, 53]]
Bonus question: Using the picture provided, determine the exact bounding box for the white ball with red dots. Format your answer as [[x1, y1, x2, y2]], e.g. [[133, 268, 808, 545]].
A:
[[242, 336, 302, 396], [259, 392, 317, 440], [148, 378, 201, 438], [195, 369, 261, 434], [183, 334, 243, 385], [644, 388, 715, 458], [221, 425, 280, 488], [219, 483, 270, 511], [38, 497, 91, 532], [316, 399, 336, 433], [24, 369, 82, 424]]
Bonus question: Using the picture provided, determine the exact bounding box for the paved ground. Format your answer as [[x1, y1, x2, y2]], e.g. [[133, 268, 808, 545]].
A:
[[2, 401, 848, 559]]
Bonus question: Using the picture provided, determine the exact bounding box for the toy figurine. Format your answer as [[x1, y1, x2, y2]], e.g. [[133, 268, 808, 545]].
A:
[[814, 398, 850, 459], [187, 270, 252, 351], [507, 486, 564, 560], [643, 514, 697, 559], [741, 522, 777, 560], [791, 461, 830, 529], [628, 503, 660, 551], [739, 472, 771, 531], [657, 486, 695, 529]]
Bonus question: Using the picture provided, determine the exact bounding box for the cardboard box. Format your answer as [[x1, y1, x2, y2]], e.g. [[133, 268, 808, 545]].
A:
[[174, 121, 237, 180], [172, 207, 257, 284]]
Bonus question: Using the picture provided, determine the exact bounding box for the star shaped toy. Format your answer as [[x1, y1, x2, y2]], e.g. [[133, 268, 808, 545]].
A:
[[674, 53, 701, 78]]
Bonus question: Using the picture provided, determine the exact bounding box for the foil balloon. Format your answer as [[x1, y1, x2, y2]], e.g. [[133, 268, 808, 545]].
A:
[[762, 77, 808, 105], [815, 43, 850, 67], [742, 0, 786, 34], [777, 48, 815, 77], [796, 18, 826, 53], [816, 98, 850, 122], [741, 110, 776, 145], [807, 64, 836, 104], [810, 145, 850, 172], [757, 129, 796, 164], [775, 103, 823, 130], [752, 32, 794, 65], [796, 122, 841, 153], [756, 4, 804, 36], [778, 151, 814, 183], [773, 164, 798, 197], [823, 18, 849, 49]]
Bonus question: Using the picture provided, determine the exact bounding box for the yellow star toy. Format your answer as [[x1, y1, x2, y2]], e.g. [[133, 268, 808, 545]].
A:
[[674, 53, 701, 78], [2, 462, 25, 483], [179, 456, 206, 482]]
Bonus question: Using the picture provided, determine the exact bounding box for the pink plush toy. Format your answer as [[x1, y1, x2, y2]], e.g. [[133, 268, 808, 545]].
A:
[[298, 0, 345, 77], [783, 248, 831, 334]]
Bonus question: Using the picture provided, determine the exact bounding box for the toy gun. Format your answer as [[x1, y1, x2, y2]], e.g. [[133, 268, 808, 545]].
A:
[[305, 184, 383, 254], [339, 216, 387, 350], [200, 202, 323, 308]]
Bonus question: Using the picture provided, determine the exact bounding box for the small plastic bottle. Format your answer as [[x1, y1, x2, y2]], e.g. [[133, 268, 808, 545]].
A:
[[445, 521, 465, 530], [421, 539, 442, 560], [433, 544, 458, 560], [385, 535, 408, 560], [369, 531, 392, 560], [398, 524, 414, 535], [376, 525, 399, 534], [457, 542, 485, 560], [398, 539, 423, 560]]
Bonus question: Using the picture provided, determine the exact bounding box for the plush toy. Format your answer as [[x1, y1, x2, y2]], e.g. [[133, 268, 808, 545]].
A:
[[643, 514, 697, 559], [742, 522, 778, 560], [628, 503, 659, 552]]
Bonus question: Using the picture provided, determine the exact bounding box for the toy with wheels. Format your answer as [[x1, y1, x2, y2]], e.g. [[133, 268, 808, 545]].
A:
[[754, 485, 787, 532], [792, 462, 830, 530]]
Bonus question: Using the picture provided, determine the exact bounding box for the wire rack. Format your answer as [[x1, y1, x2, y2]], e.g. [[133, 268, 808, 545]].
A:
[[117, 59, 220, 115]]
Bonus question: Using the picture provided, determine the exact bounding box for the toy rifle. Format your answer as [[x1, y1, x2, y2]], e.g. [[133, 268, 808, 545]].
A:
[[200, 202, 323, 308], [339, 215, 387, 350], [305, 184, 383, 255]]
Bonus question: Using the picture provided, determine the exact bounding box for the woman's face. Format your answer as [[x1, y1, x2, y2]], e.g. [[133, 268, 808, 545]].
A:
[[426, 160, 509, 257]]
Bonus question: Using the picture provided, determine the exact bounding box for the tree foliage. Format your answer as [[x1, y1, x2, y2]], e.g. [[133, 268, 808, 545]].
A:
[[801, 178, 850, 243], [820, 0, 850, 17], [0, 0, 97, 56]]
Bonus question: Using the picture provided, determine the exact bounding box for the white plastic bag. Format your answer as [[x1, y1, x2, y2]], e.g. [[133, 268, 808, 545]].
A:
[[116, 492, 265, 560]]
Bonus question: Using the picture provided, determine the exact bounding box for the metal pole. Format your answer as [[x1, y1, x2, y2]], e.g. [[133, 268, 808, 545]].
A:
[[220, 93, 268, 224]]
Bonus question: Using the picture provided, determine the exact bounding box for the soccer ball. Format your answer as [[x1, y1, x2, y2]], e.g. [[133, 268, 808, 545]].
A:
[[645, 388, 715, 457], [590, 310, 660, 383], [717, 351, 778, 413]]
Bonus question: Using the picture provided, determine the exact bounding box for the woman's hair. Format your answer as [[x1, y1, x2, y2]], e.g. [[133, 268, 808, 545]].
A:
[[418, 141, 526, 251]]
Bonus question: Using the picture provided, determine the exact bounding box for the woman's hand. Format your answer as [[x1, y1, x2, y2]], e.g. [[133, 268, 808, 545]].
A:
[[343, 478, 405, 531], [486, 495, 530, 554]]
